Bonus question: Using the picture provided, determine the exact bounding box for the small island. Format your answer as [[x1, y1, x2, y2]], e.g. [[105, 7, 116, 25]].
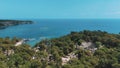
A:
[[0, 20, 33, 29]]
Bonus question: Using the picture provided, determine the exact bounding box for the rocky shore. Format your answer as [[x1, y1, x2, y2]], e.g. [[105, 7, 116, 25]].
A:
[[0, 20, 33, 29]]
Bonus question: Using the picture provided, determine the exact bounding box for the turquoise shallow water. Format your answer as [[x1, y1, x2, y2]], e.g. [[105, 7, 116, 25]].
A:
[[0, 19, 120, 46]]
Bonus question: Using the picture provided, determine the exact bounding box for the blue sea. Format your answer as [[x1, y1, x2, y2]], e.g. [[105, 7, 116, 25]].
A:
[[0, 19, 120, 46]]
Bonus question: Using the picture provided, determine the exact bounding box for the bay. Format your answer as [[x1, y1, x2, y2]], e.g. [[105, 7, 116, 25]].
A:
[[0, 19, 120, 46]]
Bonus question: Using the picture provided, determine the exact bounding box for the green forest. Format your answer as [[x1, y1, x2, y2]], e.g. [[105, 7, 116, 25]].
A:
[[0, 30, 120, 68]]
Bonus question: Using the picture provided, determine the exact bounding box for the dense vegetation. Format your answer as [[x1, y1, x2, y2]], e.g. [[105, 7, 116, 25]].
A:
[[0, 30, 120, 68]]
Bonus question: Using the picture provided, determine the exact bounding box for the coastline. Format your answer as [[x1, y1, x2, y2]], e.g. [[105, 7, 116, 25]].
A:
[[0, 20, 33, 29]]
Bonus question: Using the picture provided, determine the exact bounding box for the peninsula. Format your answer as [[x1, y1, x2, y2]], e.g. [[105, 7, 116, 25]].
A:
[[0, 20, 33, 29]]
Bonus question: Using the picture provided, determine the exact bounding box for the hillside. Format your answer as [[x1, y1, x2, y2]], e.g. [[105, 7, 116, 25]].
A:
[[0, 30, 120, 68]]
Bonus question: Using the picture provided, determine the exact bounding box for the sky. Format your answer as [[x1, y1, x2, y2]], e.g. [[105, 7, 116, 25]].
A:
[[0, 0, 120, 19]]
